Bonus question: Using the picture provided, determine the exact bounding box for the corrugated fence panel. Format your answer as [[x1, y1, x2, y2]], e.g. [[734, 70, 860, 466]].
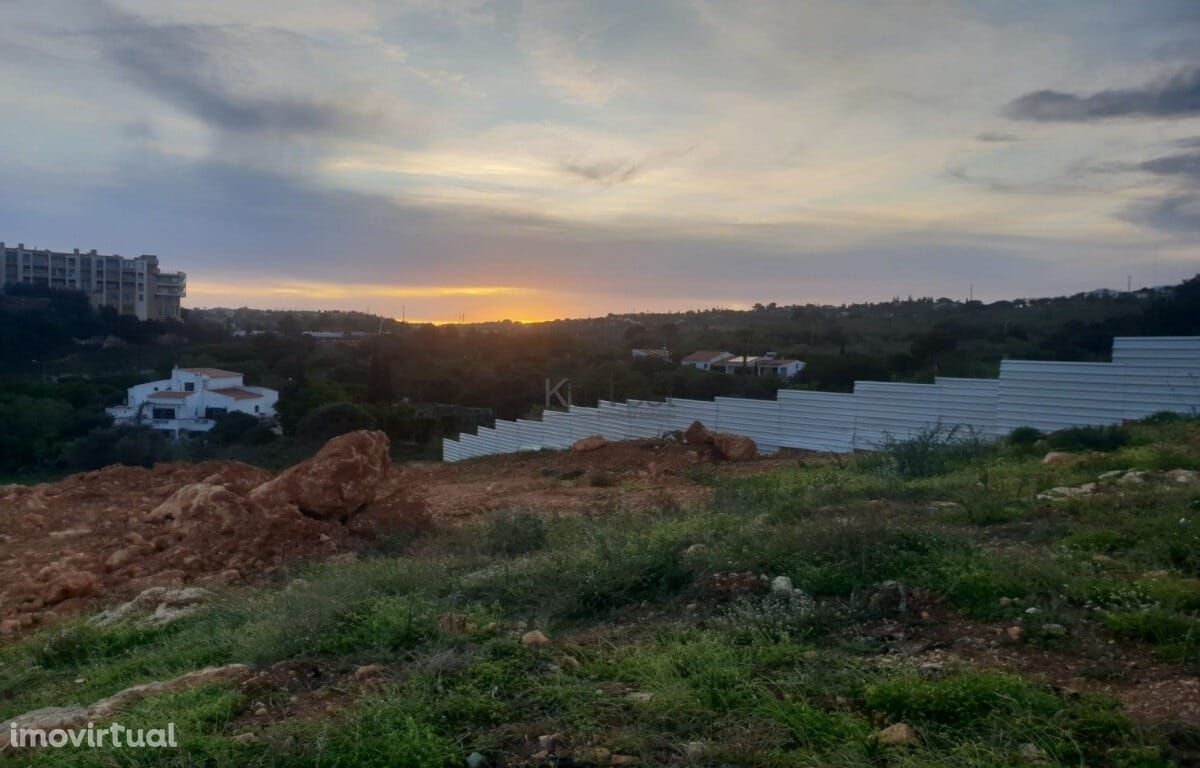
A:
[[714, 397, 781, 453], [936, 377, 1000, 438], [439, 338, 1200, 461], [515, 419, 546, 450], [776, 390, 856, 453], [851, 382, 943, 448], [997, 361, 1125, 433], [1112, 336, 1200, 419], [540, 410, 574, 449], [666, 398, 719, 433]]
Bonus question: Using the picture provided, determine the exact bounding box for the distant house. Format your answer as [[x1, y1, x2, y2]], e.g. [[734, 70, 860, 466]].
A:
[[681, 350, 735, 371], [107, 367, 278, 435], [683, 350, 804, 378], [631, 348, 671, 361]]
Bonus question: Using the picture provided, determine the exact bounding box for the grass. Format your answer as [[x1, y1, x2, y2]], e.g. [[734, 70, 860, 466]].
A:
[[2, 417, 1199, 766]]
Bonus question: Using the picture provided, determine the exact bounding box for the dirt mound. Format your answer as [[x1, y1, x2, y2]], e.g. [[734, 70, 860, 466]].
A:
[[0, 430, 801, 637], [0, 437, 399, 637]]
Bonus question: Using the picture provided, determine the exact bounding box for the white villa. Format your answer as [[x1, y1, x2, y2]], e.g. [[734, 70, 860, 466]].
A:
[[107, 367, 278, 435], [682, 351, 804, 378]]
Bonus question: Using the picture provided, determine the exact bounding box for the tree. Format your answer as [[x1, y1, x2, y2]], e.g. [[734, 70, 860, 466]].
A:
[[295, 402, 377, 443]]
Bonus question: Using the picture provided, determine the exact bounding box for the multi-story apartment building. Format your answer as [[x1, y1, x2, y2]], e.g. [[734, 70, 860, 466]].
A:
[[0, 242, 186, 320]]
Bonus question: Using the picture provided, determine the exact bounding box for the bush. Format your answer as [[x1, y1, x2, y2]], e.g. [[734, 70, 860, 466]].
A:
[[1045, 425, 1128, 453], [484, 511, 548, 557], [295, 401, 376, 442], [879, 425, 993, 478], [62, 425, 176, 470], [1008, 425, 1042, 447]]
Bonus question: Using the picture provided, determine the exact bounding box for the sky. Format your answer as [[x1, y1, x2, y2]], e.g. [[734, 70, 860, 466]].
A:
[[2, 1, 1200, 323]]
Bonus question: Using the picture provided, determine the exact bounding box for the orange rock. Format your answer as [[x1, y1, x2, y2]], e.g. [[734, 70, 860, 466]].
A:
[[250, 431, 390, 520], [712, 432, 757, 461], [571, 435, 607, 452], [684, 421, 714, 445]]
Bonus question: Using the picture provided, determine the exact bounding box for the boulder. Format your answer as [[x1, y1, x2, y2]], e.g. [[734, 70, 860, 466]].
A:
[[571, 435, 607, 452], [40, 570, 98, 607], [876, 723, 916, 746], [712, 432, 757, 461], [146, 483, 260, 536], [1166, 468, 1199, 485], [521, 629, 551, 648], [250, 430, 390, 520], [684, 421, 714, 445]]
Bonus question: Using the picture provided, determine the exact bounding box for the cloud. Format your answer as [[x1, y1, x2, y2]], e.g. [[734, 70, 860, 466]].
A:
[[975, 131, 1021, 143], [559, 158, 643, 185], [1137, 151, 1200, 180], [1123, 193, 1200, 233], [1005, 66, 1200, 121], [88, 3, 383, 137]]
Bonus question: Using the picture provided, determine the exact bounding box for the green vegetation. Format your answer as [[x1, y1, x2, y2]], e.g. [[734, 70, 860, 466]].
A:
[[5, 275, 1200, 475], [3, 416, 1199, 766]]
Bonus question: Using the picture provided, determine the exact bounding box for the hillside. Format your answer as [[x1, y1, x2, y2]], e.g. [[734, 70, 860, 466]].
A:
[[2, 417, 1199, 766]]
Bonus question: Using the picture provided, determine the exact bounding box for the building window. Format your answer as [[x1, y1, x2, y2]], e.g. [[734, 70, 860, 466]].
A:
[[184, 382, 195, 392], [152, 407, 175, 420]]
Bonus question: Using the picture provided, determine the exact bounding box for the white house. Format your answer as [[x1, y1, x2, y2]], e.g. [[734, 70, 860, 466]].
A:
[[681, 350, 735, 371], [683, 350, 804, 378], [107, 367, 279, 435]]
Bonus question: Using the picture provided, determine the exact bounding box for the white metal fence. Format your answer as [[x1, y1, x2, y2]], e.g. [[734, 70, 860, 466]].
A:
[[441, 336, 1200, 462]]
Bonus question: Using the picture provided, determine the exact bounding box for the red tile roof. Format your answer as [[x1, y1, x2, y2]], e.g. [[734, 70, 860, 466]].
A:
[[209, 387, 263, 401]]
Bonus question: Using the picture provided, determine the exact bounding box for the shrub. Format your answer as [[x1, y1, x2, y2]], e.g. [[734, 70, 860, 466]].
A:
[[879, 425, 993, 478], [484, 511, 548, 557], [62, 425, 176, 470], [1008, 425, 1042, 447], [1045, 425, 1128, 453], [589, 470, 616, 487]]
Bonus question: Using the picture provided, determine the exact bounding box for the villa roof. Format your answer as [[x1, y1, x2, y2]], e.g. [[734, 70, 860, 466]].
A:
[[682, 350, 732, 363], [209, 387, 263, 401], [178, 367, 241, 378], [147, 391, 192, 400]]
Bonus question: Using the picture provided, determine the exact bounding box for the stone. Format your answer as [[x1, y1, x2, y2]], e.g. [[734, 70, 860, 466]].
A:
[[1041, 452, 1074, 465], [869, 580, 909, 617], [250, 430, 390, 520], [146, 482, 267, 539], [521, 630, 551, 648], [1041, 623, 1067, 638], [625, 691, 653, 703], [1166, 468, 1199, 485], [770, 575, 795, 594], [876, 722, 916, 746], [683, 543, 706, 557], [1098, 469, 1127, 481], [571, 435, 607, 452], [537, 733, 561, 751], [354, 664, 385, 681], [712, 432, 757, 461], [1018, 742, 1047, 763], [684, 421, 714, 445], [683, 741, 706, 760], [232, 732, 258, 745], [1117, 471, 1148, 487], [1005, 625, 1025, 642], [611, 755, 639, 766], [466, 752, 488, 768], [40, 570, 99, 607]]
